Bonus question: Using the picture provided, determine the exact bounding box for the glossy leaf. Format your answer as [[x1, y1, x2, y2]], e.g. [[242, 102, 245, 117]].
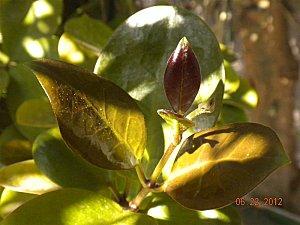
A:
[[164, 37, 201, 114], [94, 6, 224, 172], [0, 126, 32, 166], [64, 14, 112, 54], [164, 123, 290, 210], [0, 0, 62, 61], [28, 59, 146, 170], [0, 189, 157, 225], [187, 80, 224, 131], [6, 65, 52, 140], [0, 189, 36, 218], [16, 98, 56, 128], [33, 128, 111, 191], [0, 160, 59, 194], [146, 193, 241, 225]]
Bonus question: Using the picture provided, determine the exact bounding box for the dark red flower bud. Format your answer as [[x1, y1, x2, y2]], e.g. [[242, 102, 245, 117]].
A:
[[164, 37, 201, 115]]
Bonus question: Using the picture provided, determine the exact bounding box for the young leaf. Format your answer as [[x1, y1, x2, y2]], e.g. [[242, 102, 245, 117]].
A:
[[28, 59, 146, 170], [163, 123, 290, 210], [33, 128, 111, 192], [0, 189, 157, 225], [0, 160, 59, 195], [164, 37, 201, 114], [187, 80, 224, 131]]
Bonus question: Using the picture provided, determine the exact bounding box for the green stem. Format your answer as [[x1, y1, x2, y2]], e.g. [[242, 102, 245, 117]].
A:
[[129, 187, 151, 211], [135, 164, 147, 187]]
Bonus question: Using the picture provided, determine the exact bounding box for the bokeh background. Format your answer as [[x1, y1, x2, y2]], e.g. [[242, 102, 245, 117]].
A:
[[0, 0, 299, 224]]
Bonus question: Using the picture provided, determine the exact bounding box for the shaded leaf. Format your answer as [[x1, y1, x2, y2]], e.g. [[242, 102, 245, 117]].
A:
[[0, 126, 32, 166], [0, 189, 157, 225], [0, 160, 59, 194], [219, 104, 248, 124], [0, 70, 9, 97], [94, 5, 224, 172], [164, 37, 201, 114], [187, 80, 224, 131], [28, 59, 146, 170], [33, 128, 111, 192], [0, 189, 36, 218], [146, 193, 241, 225], [164, 123, 290, 210], [64, 14, 112, 54], [6, 65, 51, 140], [16, 98, 56, 128]]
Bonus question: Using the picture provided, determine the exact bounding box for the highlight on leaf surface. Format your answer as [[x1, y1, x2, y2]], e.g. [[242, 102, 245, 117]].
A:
[[163, 123, 290, 210], [27, 59, 146, 170], [164, 37, 201, 114]]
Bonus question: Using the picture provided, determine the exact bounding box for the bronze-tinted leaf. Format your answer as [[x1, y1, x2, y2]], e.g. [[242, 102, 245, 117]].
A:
[[164, 37, 201, 114], [163, 123, 290, 210], [28, 59, 146, 170]]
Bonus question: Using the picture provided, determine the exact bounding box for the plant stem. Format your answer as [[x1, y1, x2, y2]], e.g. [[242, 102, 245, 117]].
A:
[[150, 124, 182, 184], [129, 187, 151, 211], [135, 164, 147, 187]]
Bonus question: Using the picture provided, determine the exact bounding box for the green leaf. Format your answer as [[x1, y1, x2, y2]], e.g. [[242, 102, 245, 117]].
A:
[[146, 193, 241, 225], [219, 103, 248, 124], [28, 59, 146, 170], [6, 65, 52, 140], [0, 125, 32, 166], [33, 128, 111, 191], [0, 160, 59, 194], [164, 123, 290, 210], [187, 80, 224, 131], [94, 5, 224, 172], [0, 0, 62, 61], [0, 189, 36, 218], [64, 14, 112, 54], [0, 189, 157, 225], [224, 60, 240, 94], [16, 98, 56, 128], [224, 78, 258, 109]]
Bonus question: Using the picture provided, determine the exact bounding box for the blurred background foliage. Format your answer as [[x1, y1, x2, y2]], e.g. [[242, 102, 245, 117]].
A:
[[0, 0, 299, 224]]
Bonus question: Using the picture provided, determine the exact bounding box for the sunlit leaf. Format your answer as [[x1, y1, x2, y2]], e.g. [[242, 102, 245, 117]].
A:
[[224, 60, 240, 94], [0, 189, 36, 218], [28, 59, 146, 170], [94, 5, 224, 172], [224, 78, 258, 109], [146, 193, 241, 225], [64, 14, 112, 54], [16, 98, 56, 128], [0, 160, 59, 194], [164, 37, 201, 114], [0, 126, 32, 166], [33, 128, 111, 192], [0, 0, 62, 61], [0, 189, 157, 225], [164, 123, 290, 210]]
